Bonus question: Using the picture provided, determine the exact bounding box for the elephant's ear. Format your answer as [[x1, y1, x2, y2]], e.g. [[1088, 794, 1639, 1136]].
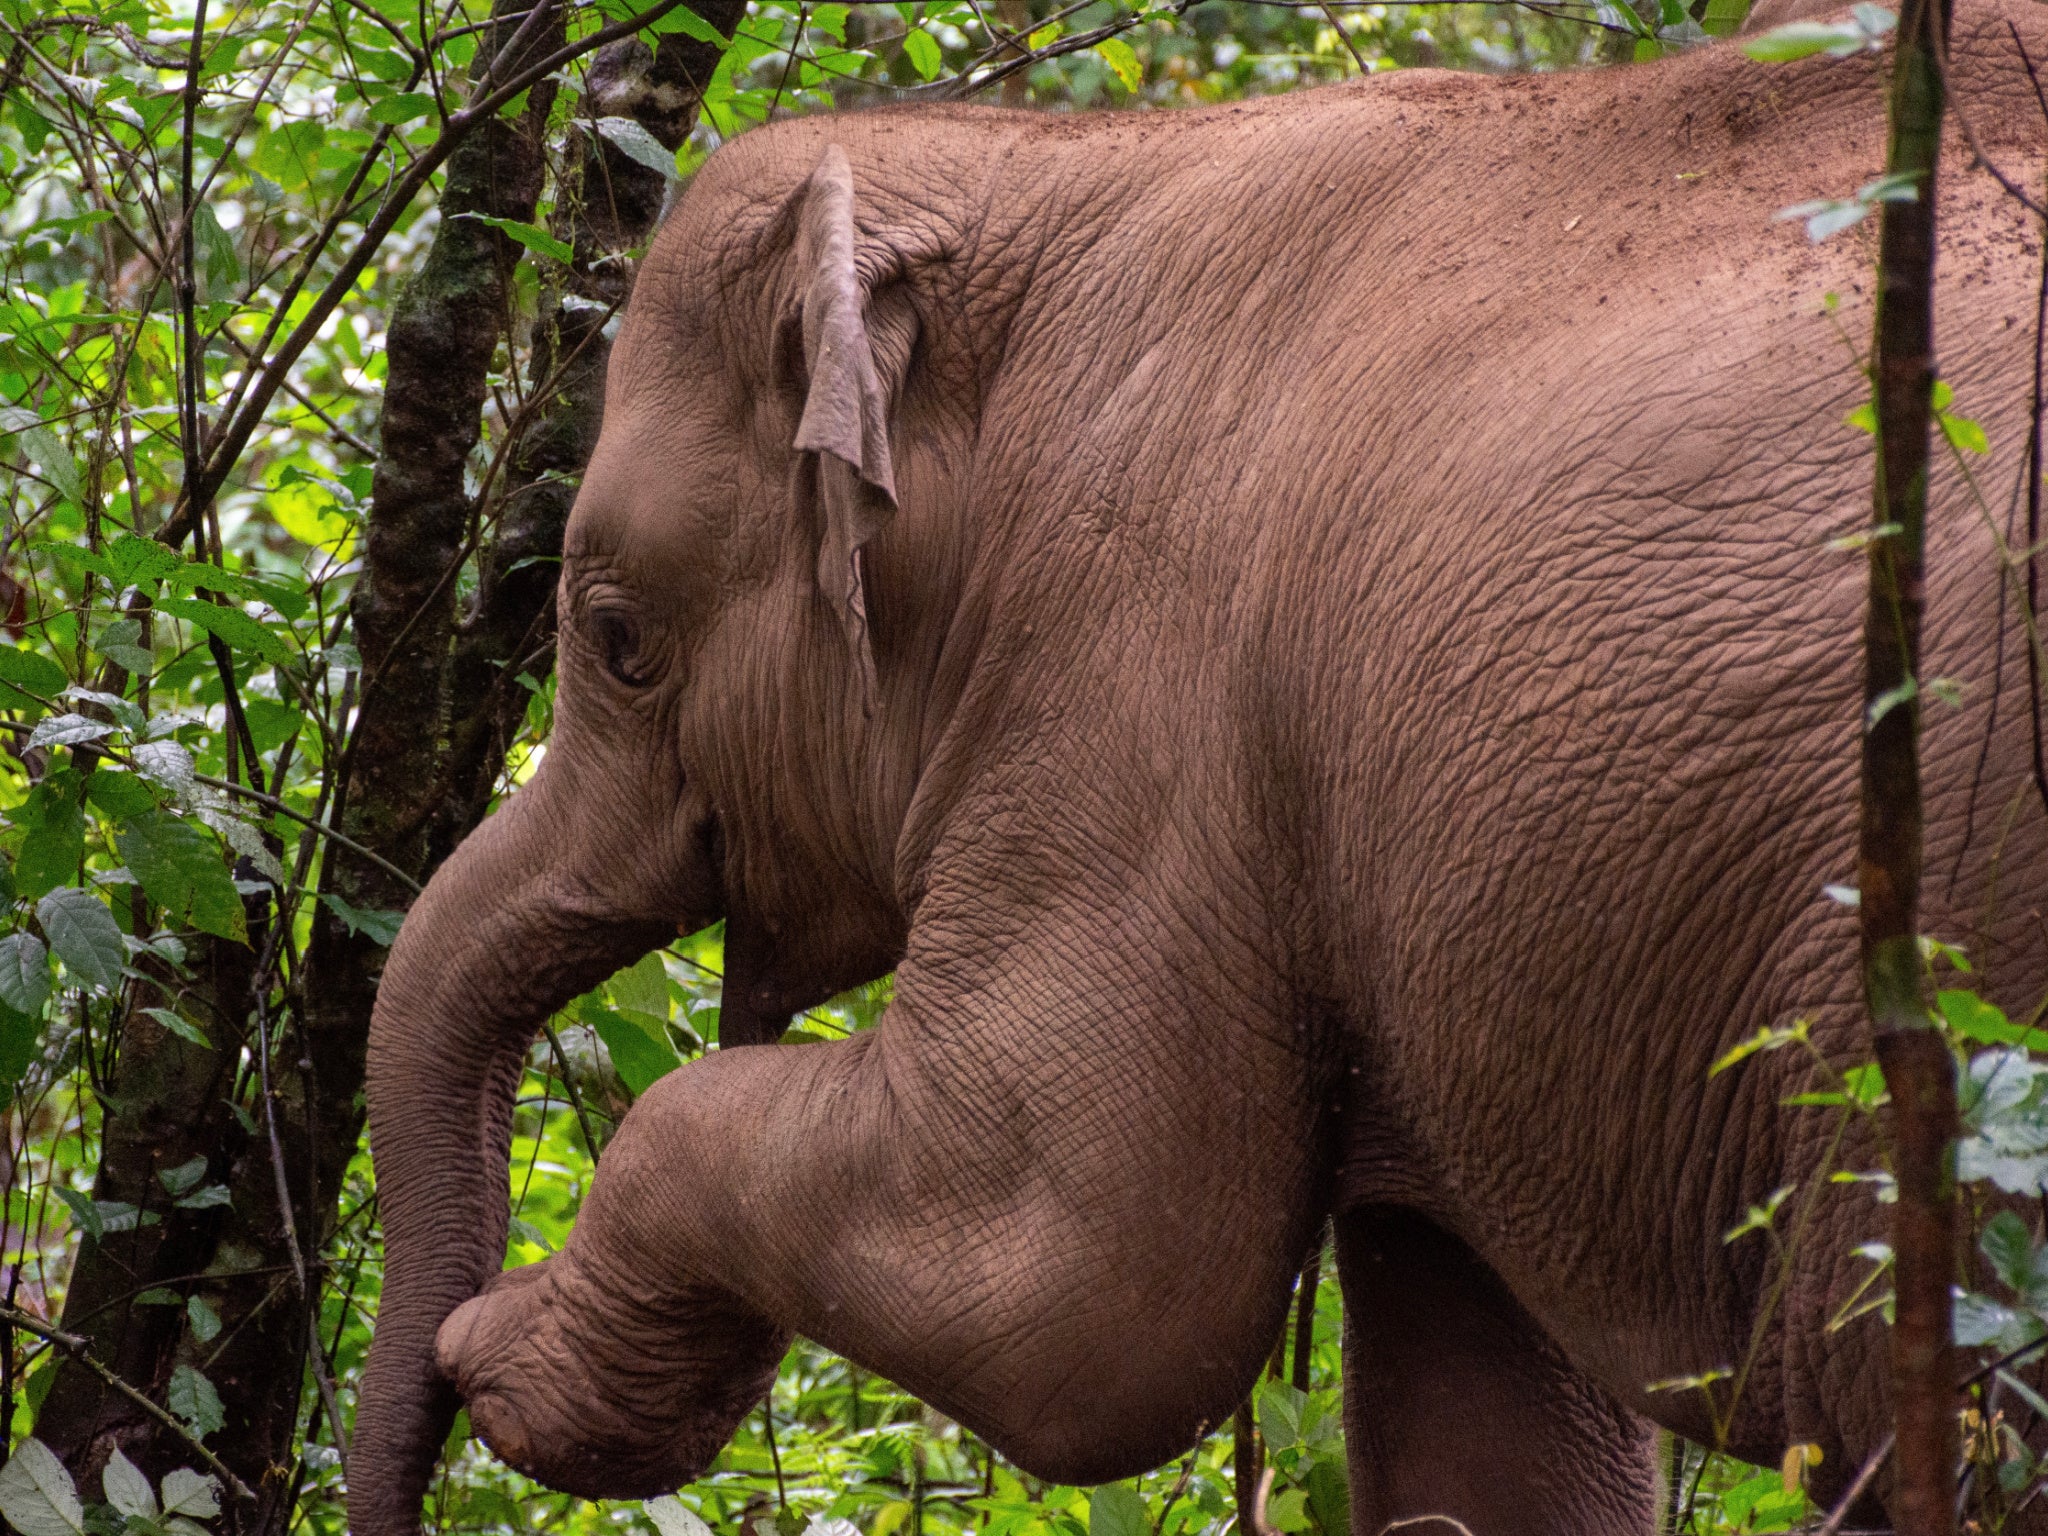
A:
[[788, 143, 917, 709]]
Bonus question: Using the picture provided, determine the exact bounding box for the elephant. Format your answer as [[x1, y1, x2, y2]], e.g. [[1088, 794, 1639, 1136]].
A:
[[350, 5, 2048, 1532]]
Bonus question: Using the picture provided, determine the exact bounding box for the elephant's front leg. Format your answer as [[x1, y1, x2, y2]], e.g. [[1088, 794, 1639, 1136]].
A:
[[1335, 1207, 1657, 1536], [438, 888, 1331, 1492]]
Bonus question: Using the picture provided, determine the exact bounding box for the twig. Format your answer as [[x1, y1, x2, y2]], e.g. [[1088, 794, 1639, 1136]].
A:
[[1316, 0, 1370, 72], [192, 772, 424, 894], [0, 1302, 256, 1500], [1152, 1444, 1202, 1536], [539, 1019, 602, 1160], [1817, 1434, 1894, 1536]]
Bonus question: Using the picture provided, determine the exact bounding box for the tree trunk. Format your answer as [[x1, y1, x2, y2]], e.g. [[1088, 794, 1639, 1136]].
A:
[[1859, 0, 1957, 1525]]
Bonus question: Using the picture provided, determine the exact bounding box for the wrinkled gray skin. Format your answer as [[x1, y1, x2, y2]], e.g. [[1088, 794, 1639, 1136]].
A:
[[354, 9, 2048, 1532]]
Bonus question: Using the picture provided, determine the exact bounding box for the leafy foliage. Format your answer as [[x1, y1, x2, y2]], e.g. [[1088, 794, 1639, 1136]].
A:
[[3, 0, 2023, 1528]]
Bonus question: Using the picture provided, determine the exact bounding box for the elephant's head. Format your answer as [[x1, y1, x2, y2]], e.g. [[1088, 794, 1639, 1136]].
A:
[[351, 136, 978, 1534]]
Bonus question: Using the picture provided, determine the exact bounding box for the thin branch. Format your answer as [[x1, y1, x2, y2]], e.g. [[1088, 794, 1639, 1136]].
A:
[[0, 1303, 257, 1500], [192, 772, 425, 893]]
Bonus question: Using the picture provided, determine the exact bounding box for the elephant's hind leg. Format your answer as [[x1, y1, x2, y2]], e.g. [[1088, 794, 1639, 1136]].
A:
[[1335, 1207, 1657, 1536]]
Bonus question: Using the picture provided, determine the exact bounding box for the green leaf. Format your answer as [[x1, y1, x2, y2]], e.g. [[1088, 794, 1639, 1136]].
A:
[[0, 932, 51, 1017], [1256, 1378, 1306, 1454], [368, 91, 437, 124], [0, 1437, 85, 1536], [118, 811, 248, 943], [160, 1470, 220, 1520], [1982, 1209, 2035, 1294], [0, 1001, 39, 1087], [1088, 1487, 1146, 1536], [1095, 36, 1142, 91], [595, 116, 680, 179], [1867, 676, 1918, 728], [0, 645, 68, 703], [1266, 1490, 1310, 1534], [15, 777, 85, 900], [321, 893, 405, 946], [27, 713, 115, 750], [186, 1294, 222, 1344], [1938, 989, 2048, 1050], [86, 769, 159, 819], [903, 27, 943, 78], [1743, 2, 1892, 58], [17, 425, 84, 507], [106, 534, 183, 586], [454, 213, 573, 265], [142, 1007, 212, 1049], [651, 4, 733, 42], [51, 1185, 100, 1242], [36, 887, 124, 991], [582, 997, 680, 1096], [167, 1363, 226, 1438], [159, 1154, 208, 1196], [610, 951, 670, 1019], [157, 596, 295, 669], [100, 1449, 156, 1523], [646, 1498, 716, 1536]]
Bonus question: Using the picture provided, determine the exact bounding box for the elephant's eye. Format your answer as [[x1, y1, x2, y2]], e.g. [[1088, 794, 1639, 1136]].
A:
[[589, 608, 653, 687]]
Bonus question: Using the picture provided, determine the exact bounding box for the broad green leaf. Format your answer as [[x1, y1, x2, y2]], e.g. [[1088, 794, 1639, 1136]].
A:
[[18, 426, 84, 507], [1938, 989, 2048, 1050], [581, 997, 680, 1095], [651, 4, 731, 41], [1096, 36, 1142, 91], [168, 1364, 226, 1438], [15, 778, 85, 900], [157, 596, 296, 669], [37, 887, 124, 990], [610, 950, 670, 1019], [142, 1007, 212, 1048], [1088, 1486, 1146, 1536], [321, 893, 405, 946], [1981, 1208, 2035, 1294], [100, 1450, 156, 1522], [0, 645, 67, 703], [106, 533, 182, 585], [27, 713, 114, 750], [51, 1185, 100, 1242], [368, 91, 437, 124], [118, 811, 248, 943], [0, 1437, 85, 1536], [86, 768, 159, 819], [159, 1155, 208, 1196], [595, 116, 679, 179], [455, 213, 573, 264], [160, 1470, 220, 1519], [186, 1294, 223, 1343], [1256, 1378, 1306, 1454], [1266, 1490, 1311, 1534], [647, 1498, 717, 1536], [1742, 2, 1891, 58], [0, 932, 51, 1017], [0, 1001, 39, 1086], [132, 740, 197, 799], [904, 27, 943, 78]]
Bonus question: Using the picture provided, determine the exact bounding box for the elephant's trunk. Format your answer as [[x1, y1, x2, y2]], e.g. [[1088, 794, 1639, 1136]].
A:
[[351, 768, 673, 1536]]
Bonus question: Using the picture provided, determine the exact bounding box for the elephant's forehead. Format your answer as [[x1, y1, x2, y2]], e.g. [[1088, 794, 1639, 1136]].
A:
[[565, 411, 751, 574]]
